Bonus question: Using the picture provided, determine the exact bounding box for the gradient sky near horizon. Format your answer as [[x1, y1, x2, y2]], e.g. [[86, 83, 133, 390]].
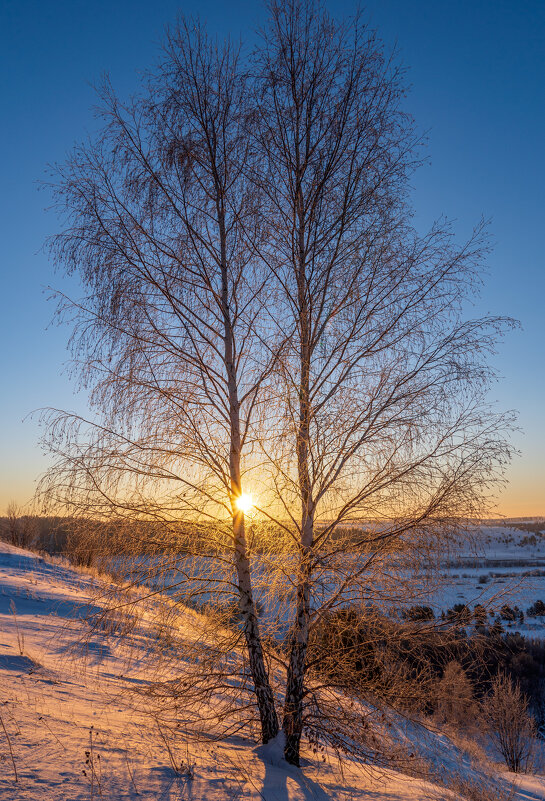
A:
[[1, 0, 543, 516]]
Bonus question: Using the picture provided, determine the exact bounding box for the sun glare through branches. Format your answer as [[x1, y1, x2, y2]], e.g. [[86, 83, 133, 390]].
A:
[[235, 493, 254, 515]]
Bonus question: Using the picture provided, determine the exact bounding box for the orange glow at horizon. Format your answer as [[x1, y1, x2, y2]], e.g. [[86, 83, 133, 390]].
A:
[[0, 469, 542, 521]]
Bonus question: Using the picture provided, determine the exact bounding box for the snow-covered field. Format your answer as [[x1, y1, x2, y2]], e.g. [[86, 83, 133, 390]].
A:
[[428, 525, 545, 634], [2, 532, 545, 800]]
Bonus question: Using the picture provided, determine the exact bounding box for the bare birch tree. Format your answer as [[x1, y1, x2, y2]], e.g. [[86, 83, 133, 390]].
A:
[[41, 21, 279, 742], [251, 0, 514, 764]]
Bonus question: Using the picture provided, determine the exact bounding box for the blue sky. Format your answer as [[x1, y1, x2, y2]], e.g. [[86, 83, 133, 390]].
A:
[[1, 0, 543, 515]]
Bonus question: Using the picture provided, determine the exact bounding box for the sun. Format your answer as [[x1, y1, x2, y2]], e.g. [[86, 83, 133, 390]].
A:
[[235, 493, 254, 514]]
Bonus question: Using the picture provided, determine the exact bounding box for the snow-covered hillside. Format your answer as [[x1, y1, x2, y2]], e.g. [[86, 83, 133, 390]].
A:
[[1, 538, 545, 800]]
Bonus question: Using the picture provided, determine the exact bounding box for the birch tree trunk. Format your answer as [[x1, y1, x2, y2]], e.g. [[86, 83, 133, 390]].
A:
[[233, 509, 280, 742], [283, 533, 313, 764], [220, 202, 279, 743], [282, 178, 315, 764]]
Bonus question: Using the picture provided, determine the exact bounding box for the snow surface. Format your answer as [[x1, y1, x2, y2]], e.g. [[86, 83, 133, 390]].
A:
[[1, 536, 545, 799]]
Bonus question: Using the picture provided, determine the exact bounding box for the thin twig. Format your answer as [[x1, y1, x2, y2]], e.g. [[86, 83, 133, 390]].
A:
[[0, 712, 18, 783], [124, 751, 140, 795]]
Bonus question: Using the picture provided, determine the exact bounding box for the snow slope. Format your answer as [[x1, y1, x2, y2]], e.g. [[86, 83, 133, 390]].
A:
[[1, 539, 544, 800]]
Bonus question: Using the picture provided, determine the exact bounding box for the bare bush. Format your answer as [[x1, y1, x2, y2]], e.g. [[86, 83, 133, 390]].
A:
[[482, 673, 535, 773], [435, 661, 477, 727]]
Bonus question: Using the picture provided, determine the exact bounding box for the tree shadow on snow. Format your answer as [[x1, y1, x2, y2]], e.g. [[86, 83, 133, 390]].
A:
[[254, 736, 331, 801], [260, 759, 332, 801]]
